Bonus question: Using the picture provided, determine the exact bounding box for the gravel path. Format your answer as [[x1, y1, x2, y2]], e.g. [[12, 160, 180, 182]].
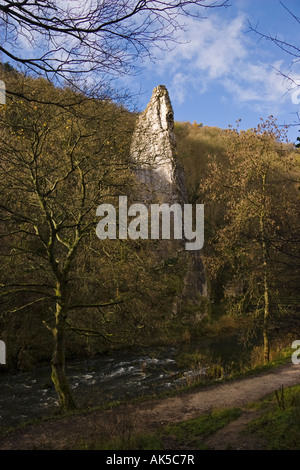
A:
[[0, 362, 299, 450]]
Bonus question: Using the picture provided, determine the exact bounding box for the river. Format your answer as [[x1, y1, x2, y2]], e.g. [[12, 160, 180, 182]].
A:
[[0, 333, 257, 431]]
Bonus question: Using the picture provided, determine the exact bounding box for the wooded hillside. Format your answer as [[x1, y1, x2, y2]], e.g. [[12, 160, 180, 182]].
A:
[[0, 67, 299, 378]]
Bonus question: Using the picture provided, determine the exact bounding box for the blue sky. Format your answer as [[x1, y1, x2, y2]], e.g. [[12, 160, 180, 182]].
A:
[[123, 0, 300, 144]]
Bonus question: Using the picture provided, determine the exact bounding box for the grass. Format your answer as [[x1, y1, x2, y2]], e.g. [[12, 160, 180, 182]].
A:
[[71, 407, 242, 450], [78, 433, 164, 451], [1, 323, 298, 450], [4, 378, 300, 450], [165, 343, 293, 402], [0, 341, 294, 441], [247, 384, 300, 450], [75, 384, 300, 450], [163, 408, 242, 450]]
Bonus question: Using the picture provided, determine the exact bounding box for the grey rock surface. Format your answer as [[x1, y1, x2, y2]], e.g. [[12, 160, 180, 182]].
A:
[[131, 85, 207, 298]]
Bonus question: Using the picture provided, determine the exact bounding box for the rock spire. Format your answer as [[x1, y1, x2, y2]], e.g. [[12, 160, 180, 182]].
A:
[[131, 85, 186, 204], [131, 85, 207, 298]]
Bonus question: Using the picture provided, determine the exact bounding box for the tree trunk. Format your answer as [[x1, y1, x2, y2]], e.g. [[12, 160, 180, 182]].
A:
[[263, 269, 270, 363], [51, 285, 76, 412], [260, 172, 270, 364]]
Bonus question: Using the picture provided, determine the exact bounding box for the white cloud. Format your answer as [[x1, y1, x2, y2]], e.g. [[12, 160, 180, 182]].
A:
[[156, 15, 247, 79], [223, 61, 290, 112], [149, 13, 292, 113], [169, 72, 207, 104], [169, 73, 189, 104]]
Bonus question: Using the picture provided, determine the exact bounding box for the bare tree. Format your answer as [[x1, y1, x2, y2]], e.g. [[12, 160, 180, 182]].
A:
[[0, 1, 232, 413], [0, 72, 189, 412], [200, 118, 299, 363], [248, 2, 300, 76], [0, 75, 137, 411], [248, 1, 300, 132], [0, 0, 229, 92]]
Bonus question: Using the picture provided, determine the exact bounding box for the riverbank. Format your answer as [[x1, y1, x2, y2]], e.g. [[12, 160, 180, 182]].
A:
[[0, 323, 295, 432], [0, 361, 299, 450]]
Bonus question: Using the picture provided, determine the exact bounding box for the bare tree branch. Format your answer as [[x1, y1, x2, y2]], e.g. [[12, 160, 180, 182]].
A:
[[0, 0, 230, 91]]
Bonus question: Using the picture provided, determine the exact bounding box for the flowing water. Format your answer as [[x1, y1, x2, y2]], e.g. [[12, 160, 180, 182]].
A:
[[0, 333, 256, 430], [0, 347, 189, 430]]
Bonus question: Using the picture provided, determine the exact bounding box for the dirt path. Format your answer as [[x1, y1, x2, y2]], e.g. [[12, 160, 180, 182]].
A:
[[203, 409, 265, 450], [0, 362, 299, 450]]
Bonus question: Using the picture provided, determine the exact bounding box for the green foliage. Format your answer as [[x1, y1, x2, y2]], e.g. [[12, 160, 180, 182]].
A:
[[0, 69, 196, 370], [0, 68, 298, 377], [248, 385, 300, 450], [174, 122, 228, 203], [176, 118, 300, 362], [165, 408, 241, 449], [77, 407, 242, 450]]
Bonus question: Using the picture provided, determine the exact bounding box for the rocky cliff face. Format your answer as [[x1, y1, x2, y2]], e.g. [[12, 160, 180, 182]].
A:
[[131, 85, 187, 204], [131, 85, 207, 298]]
